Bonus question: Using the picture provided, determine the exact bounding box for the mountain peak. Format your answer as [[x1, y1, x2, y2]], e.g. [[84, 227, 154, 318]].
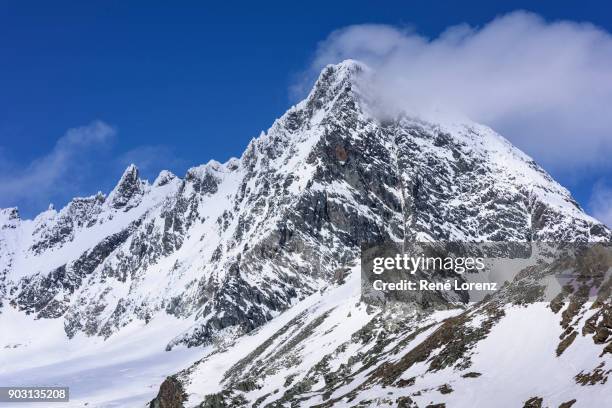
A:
[[107, 164, 145, 209], [320, 59, 367, 81], [300, 59, 369, 112], [122, 163, 139, 178], [153, 170, 177, 187]]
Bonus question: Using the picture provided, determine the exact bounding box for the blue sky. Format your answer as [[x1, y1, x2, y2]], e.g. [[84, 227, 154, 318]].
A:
[[0, 1, 611, 223]]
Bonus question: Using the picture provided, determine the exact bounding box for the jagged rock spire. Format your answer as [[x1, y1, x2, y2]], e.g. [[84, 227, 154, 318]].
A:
[[107, 164, 145, 209]]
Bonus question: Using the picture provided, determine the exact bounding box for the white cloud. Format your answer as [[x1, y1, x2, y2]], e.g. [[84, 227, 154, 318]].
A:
[[0, 120, 115, 212], [591, 181, 612, 227], [306, 11, 612, 172]]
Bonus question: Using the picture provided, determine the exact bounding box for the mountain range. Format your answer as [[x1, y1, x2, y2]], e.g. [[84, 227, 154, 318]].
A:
[[1, 60, 610, 408]]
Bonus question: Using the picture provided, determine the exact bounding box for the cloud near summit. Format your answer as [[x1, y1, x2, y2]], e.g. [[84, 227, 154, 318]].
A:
[[306, 11, 612, 173]]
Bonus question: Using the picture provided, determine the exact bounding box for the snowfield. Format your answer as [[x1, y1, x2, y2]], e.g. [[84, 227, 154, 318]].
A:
[[0, 307, 202, 407]]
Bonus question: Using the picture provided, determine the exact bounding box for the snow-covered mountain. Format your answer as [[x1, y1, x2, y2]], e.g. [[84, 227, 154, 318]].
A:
[[1, 60, 610, 408]]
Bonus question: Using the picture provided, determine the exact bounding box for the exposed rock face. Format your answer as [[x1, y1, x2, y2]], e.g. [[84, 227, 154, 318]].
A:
[[0, 60, 610, 407], [149, 376, 187, 408], [107, 164, 145, 210], [523, 397, 543, 408]]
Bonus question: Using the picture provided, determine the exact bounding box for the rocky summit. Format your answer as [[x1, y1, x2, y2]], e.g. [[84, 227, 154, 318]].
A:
[[1, 61, 610, 407]]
